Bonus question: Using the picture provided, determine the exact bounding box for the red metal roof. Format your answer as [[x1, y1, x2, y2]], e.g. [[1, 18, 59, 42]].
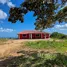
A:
[[18, 30, 49, 34]]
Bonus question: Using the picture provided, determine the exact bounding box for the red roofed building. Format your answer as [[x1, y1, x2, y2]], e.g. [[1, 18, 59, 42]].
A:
[[18, 30, 50, 39]]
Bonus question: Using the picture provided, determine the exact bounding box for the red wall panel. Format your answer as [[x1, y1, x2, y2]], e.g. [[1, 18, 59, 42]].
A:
[[32, 34, 41, 39], [19, 33, 50, 39], [41, 34, 45, 39], [32, 34, 35, 39], [46, 34, 50, 38], [19, 34, 22, 39], [22, 34, 29, 39]]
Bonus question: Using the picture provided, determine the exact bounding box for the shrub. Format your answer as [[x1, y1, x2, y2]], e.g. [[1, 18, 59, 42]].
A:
[[50, 32, 67, 39]]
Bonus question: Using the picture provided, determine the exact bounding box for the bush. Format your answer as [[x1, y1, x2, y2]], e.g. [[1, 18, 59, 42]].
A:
[[50, 32, 67, 39]]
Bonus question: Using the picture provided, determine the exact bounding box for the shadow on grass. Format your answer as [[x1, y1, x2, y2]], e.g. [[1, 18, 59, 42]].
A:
[[0, 50, 67, 67]]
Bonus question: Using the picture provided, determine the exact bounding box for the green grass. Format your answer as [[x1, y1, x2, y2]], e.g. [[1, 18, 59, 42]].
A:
[[0, 39, 67, 67], [2, 51, 67, 67], [25, 40, 67, 53]]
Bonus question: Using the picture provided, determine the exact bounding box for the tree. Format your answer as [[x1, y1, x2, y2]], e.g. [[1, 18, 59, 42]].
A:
[[50, 32, 67, 39], [8, 0, 67, 30]]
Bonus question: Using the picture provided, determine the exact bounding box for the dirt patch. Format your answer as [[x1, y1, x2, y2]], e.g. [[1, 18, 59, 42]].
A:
[[0, 39, 64, 60]]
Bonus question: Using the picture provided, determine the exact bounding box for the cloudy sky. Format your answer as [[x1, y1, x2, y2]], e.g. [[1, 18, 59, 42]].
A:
[[0, 0, 67, 38]]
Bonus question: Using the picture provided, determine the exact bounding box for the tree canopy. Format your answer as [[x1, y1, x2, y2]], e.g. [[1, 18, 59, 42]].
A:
[[50, 32, 67, 39], [8, 0, 67, 30]]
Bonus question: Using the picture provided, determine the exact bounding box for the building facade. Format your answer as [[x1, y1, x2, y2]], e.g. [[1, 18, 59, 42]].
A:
[[18, 30, 50, 39]]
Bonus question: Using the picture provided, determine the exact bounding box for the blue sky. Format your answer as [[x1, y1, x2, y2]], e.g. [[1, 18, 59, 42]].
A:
[[0, 0, 67, 38]]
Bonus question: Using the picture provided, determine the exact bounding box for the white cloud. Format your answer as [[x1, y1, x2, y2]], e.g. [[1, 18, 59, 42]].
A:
[[0, 27, 15, 32], [0, 0, 15, 7], [0, 9, 7, 19], [54, 24, 67, 30], [0, 0, 9, 4], [7, 2, 15, 8]]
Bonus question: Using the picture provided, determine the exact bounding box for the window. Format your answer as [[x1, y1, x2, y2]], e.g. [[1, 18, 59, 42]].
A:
[[23, 34, 26, 37], [36, 34, 40, 37]]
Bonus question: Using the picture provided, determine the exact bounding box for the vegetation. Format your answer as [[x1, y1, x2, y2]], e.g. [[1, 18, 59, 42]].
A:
[[50, 32, 67, 39], [1, 51, 67, 67], [8, 0, 67, 30], [25, 40, 67, 53], [0, 38, 8, 45], [0, 39, 67, 66]]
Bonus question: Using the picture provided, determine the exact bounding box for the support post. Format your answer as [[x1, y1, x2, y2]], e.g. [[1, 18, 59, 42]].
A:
[[29, 34, 32, 39], [31, 34, 32, 39]]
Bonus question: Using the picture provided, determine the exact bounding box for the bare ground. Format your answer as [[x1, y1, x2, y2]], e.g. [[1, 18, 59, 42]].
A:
[[0, 39, 56, 59], [0, 39, 66, 67], [0, 38, 64, 61]]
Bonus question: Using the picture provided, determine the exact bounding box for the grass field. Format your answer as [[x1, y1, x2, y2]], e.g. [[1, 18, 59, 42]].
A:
[[0, 39, 67, 67], [25, 40, 67, 53], [0, 38, 8, 45]]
